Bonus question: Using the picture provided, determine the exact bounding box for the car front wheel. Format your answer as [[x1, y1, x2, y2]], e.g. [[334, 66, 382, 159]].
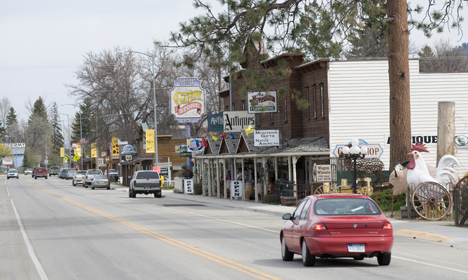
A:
[[377, 253, 391, 266], [72, 180, 76, 186], [281, 236, 294, 261], [302, 239, 315, 266]]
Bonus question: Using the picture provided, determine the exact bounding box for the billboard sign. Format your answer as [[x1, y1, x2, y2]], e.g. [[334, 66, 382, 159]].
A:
[[248, 91, 277, 113], [170, 77, 205, 123], [223, 111, 255, 133]]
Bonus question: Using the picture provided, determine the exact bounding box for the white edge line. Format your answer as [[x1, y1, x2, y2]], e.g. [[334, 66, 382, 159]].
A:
[[10, 199, 49, 280], [394, 256, 468, 275]]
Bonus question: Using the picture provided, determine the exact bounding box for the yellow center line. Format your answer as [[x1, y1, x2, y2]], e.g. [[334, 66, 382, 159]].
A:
[[61, 197, 280, 280], [28, 178, 53, 195]]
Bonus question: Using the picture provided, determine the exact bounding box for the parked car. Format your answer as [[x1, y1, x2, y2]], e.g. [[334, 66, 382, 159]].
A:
[[72, 171, 86, 186], [104, 169, 119, 181], [90, 175, 110, 190], [84, 169, 103, 188], [280, 194, 393, 267], [34, 167, 48, 179], [129, 170, 161, 198], [49, 166, 60, 176], [59, 168, 68, 179], [31, 167, 37, 177], [65, 169, 76, 180], [24, 169, 33, 175], [7, 169, 19, 179]]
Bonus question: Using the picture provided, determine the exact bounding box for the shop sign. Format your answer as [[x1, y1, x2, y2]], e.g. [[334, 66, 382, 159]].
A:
[[247, 91, 277, 113], [208, 112, 224, 132], [184, 179, 194, 194], [170, 77, 205, 123], [333, 139, 384, 159], [313, 164, 331, 182], [2, 158, 13, 165], [223, 111, 255, 132], [146, 130, 155, 153], [125, 155, 132, 161], [160, 167, 169, 177], [175, 144, 187, 153], [254, 130, 279, 146], [98, 158, 105, 167], [72, 142, 78, 149], [230, 181, 243, 198], [179, 145, 192, 158], [6, 143, 25, 148]]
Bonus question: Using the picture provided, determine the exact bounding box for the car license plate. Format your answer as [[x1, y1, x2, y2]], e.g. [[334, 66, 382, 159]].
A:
[[348, 244, 365, 252], [99, 181, 105, 183]]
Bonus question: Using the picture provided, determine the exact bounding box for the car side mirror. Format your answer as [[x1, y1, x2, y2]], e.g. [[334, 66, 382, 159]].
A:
[[282, 213, 292, 220]]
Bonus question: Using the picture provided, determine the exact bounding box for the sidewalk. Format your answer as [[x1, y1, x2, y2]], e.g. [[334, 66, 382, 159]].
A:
[[113, 186, 468, 248]]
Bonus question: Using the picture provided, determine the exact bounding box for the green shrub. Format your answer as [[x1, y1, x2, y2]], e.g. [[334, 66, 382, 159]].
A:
[[193, 183, 202, 195], [370, 189, 406, 211], [264, 193, 279, 204]]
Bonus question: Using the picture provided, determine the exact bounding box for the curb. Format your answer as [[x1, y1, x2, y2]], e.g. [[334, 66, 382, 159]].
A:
[[394, 229, 453, 242]]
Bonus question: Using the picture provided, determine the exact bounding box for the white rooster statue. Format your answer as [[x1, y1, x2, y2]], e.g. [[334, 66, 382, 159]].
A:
[[406, 143, 459, 189]]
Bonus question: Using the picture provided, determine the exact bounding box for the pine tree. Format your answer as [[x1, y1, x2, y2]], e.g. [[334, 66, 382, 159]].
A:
[[71, 98, 93, 143], [5, 107, 18, 143], [6, 107, 18, 126], [50, 102, 64, 155]]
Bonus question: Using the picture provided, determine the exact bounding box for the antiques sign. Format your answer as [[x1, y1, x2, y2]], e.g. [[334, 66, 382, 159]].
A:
[[208, 112, 224, 132], [254, 130, 279, 146], [223, 111, 255, 132], [247, 91, 277, 113], [170, 77, 205, 123], [385, 134, 437, 146]]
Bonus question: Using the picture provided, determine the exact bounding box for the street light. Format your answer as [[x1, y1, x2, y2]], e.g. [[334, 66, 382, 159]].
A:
[[341, 138, 368, 194], [59, 113, 71, 168], [62, 104, 83, 170], [118, 50, 158, 167]]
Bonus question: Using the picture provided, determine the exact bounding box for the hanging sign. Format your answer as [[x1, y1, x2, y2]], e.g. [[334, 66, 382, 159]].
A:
[[175, 144, 187, 153], [112, 138, 119, 156], [76, 145, 81, 156], [208, 112, 224, 132], [91, 143, 97, 158], [60, 147, 64, 157], [146, 130, 155, 153], [247, 91, 277, 113], [254, 130, 279, 146], [223, 111, 255, 132], [170, 77, 205, 123], [230, 180, 243, 198]]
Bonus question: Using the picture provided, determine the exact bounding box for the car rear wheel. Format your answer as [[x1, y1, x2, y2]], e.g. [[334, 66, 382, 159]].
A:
[[131, 189, 136, 198], [302, 239, 315, 266], [107, 184, 110, 190], [45, 176, 48, 179], [281, 236, 294, 261], [35, 176, 37, 180], [377, 253, 391, 266]]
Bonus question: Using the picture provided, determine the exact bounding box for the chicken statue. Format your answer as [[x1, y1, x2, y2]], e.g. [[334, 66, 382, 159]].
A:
[[406, 143, 459, 190]]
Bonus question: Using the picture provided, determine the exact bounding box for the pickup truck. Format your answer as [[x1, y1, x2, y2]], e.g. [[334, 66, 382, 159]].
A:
[[129, 170, 161, 198], [34, 167, 48, 179], [84, 169, 103, 188], [49, 166, 60, 176]]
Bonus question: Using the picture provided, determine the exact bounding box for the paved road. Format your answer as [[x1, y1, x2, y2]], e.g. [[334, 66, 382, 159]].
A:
[[1, 175, 468, 280]]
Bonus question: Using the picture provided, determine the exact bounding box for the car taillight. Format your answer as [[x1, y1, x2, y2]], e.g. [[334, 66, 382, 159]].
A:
[[382, 222, 392, 230], [86, 175, 88, 179], [314, 223, 327, 230]]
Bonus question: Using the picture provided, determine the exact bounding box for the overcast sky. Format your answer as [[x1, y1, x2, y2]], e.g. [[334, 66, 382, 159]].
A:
[[0, 0, 465, 128]]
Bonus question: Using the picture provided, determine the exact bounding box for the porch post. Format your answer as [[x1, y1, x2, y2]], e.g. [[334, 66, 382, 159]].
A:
[[202, 159, 206, 196], [216, 158, 221, 198], [274, 157, 278, 180], [262, 157, 267, 197], [288, 156, 292, 182], [208, 159, 212, 197], [292, 156, 298, 198], [223, 159, 227, 199], [254, 157, 258, 202], [241, 157, 245, 201]]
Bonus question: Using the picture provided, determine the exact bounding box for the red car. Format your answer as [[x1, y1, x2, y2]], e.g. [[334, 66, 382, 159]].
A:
[[280, 193, 393, 266]]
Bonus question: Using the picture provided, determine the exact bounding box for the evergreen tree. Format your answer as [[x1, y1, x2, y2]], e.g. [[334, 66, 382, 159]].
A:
[[71, 98, 93, 143], [5, 107, 18, 143], [6, 107, 18, 126], [0, 121, 5, 142], [50, 102, 64, 155]]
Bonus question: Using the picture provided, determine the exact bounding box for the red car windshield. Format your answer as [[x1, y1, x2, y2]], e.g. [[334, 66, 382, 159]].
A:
[[314, 198, 381, 216]]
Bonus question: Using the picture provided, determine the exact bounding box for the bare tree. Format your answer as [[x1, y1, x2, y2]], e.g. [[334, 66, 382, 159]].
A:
[[419, 40, 468, 73]]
